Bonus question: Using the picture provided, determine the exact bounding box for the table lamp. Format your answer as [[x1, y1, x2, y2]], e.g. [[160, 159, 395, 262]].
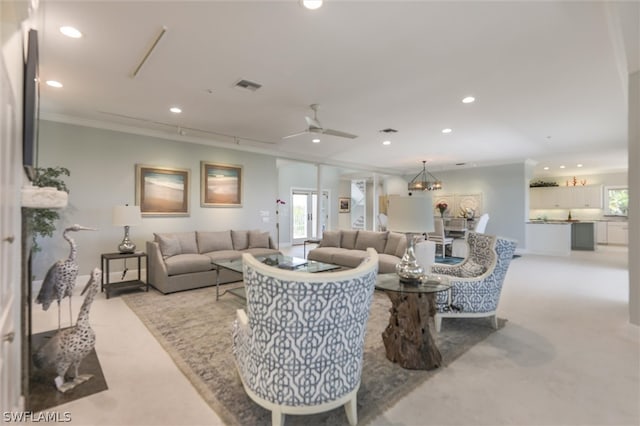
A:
[[112, 204, 142, 253], [387, 194, 434, 284]]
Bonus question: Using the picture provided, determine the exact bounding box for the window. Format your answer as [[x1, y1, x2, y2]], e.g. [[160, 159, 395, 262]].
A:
[[605, 186, 628, 216]]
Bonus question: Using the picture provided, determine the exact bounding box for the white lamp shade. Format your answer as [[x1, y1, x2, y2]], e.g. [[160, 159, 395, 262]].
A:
[[387, 194, 434, 233], [112, 205, 142, 227]]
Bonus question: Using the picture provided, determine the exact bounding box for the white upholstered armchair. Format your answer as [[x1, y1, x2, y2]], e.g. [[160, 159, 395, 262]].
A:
[[232, 248, 379, 426], [431, 232, 517, 332]]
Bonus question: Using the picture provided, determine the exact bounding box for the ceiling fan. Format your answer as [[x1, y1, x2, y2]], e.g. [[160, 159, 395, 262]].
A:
[[283, 104, 358, 140]]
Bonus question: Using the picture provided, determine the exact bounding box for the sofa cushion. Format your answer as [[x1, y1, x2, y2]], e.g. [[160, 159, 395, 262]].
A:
[[204, 250, 243, 263], [331, 250, 368, 268], [155, 232, 198, 258], [243, 248, 281, 257], [164, 254, 213, 276], [248, 230, 270, 248], [307, 247, 344, 264], [340, 230, 359, 249], [378, 253, 401, 273], [197, 231, 233, 253], [231, 230, 249, 250], [385, 232, 405, 255], [319, 231, 341, 248], [355, 230, 387, 253]]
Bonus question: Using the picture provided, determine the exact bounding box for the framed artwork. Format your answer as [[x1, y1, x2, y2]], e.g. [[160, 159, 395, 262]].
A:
[[339, 197, 351, 213], [135, 164, 190, 216], [201, 161, 243, 207]]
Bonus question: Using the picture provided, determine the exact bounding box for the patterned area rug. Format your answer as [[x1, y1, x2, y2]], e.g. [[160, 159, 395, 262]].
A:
[[123, 286, 502, 425]]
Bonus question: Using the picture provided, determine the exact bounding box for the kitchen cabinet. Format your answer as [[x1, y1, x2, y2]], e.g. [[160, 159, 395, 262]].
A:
[[529, 185, 603, 209], [571, 222, 596, 250], [596, 221, 608, 244], [570, 185, 603, 208], [607, 222, 628, 245]]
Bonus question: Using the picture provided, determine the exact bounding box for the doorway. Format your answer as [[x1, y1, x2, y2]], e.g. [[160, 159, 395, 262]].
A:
[[291, 190, 328, 245]]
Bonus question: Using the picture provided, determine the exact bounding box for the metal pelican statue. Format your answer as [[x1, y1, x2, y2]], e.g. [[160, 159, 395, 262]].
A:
[[35, 224, 97, 329], [33, 268, 101, 393]]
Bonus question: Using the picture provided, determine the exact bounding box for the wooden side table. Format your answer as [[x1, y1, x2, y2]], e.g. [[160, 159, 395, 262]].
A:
[[100, 251, 148, 299]]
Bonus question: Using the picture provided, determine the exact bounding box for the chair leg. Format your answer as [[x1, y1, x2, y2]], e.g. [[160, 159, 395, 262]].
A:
[[272, 409, 284, 426], [345, 396, 358, 426], [491, 315, 499, 329], [435, 314, 442, 333]]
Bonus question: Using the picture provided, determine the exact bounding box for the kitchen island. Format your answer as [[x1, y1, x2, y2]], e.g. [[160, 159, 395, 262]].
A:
[[526, 221, 597, 255], [526, 222, 572, 256]]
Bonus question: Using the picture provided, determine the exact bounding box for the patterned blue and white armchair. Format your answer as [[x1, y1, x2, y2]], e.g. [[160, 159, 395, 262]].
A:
[[232, 248, 379, 426], [431, 232, 517, 332]]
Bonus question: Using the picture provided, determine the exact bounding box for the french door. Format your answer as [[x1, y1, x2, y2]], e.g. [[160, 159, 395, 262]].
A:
[[291, 190, 328, 245]]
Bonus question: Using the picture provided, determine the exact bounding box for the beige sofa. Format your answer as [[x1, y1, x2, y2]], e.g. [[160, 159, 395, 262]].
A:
[[147, 229, 280, 294], [307, 230, 408, 273]]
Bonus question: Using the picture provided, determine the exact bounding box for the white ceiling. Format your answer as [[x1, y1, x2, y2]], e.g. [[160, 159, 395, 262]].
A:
[[37, 1, 637, 178]]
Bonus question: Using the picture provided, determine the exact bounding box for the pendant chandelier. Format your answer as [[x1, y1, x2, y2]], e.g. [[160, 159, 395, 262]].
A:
[[408, 160, 442, 191]]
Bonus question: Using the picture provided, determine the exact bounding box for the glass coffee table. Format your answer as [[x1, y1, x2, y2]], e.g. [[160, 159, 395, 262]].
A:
[[212, 254, 342, 300], [376, 273, 452, 370]]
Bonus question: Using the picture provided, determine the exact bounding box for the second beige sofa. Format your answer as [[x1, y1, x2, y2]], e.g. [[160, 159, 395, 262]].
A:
[[307, 230, 407, 273]]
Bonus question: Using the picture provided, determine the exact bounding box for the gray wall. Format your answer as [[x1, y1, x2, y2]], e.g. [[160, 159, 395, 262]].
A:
[[428, 163, 528, 247], [35, 120, 278, 279]]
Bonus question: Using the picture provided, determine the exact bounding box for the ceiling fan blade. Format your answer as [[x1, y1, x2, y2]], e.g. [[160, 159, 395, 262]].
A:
[[322, 128, 358, 139], [282, 130, 309, 139]]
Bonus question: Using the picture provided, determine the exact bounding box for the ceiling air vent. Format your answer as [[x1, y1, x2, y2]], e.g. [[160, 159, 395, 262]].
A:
[[379, 128, 398, 133], [234, 79, 262, 92]]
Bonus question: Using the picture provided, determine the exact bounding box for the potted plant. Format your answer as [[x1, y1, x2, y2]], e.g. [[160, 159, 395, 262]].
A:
[[24, 166, 70, 252]]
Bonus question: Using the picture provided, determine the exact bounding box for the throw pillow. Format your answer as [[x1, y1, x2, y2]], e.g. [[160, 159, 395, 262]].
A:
[[231, 230, 249, 250], [174, 232, 198, 254], [196, 231, 233, 253], [458, 261, 486, 278], [395, 235, 408, 259], [319, 231, 341, 247], [340, 230, 359, 249], [248, 230, 270, 248], [384, 232, 404, 255], [154, 233, 181, 258], [355, 230, 387, 252]]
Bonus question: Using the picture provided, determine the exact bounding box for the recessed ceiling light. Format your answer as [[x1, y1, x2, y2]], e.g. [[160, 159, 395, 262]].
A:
[[301, 0, 323, 10], [312, 138, 320, 143], [169, 107, 182, 114], [462, 96, 475, 104], [577, 164, 583, 168], [442, 128, 452, 134], [60, 26, 82, 38], [382, 140, 391, 145], [543, 166, 550, 170], [560, 165, 566, 169], [46, 80, 63, 88]]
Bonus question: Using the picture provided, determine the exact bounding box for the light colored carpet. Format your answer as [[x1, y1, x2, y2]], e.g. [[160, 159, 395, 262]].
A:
[[123, 285, 502, 425]]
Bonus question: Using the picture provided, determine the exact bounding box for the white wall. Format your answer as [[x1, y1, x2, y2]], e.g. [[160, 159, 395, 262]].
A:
[[276, 162, 344, 245], [426, 163, 528, 247], [36, 120, 278, 279], [629, 70, 639, 325]]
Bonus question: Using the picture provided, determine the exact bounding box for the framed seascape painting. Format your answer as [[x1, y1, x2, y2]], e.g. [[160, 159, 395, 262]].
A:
[[201, 161, 242, 207], [135, 164, 190, 216]]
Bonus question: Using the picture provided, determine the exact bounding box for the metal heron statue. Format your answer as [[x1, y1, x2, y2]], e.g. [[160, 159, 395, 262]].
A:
[[35, 224, 97, 329], [33, 268, 101, 393]]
